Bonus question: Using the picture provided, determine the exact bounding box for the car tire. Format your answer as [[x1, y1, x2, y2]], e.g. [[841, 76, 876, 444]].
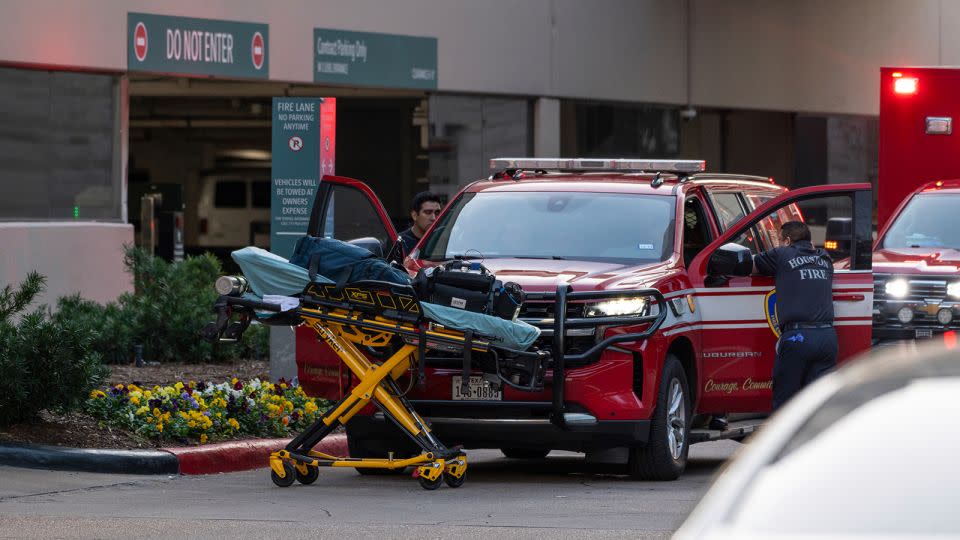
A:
[[346, 433, 410, 476], [500, 448, 550, 459], [628, 354, 690, 481]]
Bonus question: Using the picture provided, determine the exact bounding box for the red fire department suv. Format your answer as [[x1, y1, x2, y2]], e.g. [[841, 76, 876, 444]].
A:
[[870, 67, 960, 342], [297, 158, 873, 480]]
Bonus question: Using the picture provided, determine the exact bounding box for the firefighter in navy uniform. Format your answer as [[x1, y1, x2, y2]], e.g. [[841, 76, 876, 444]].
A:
[[753, 221, 838, 411]]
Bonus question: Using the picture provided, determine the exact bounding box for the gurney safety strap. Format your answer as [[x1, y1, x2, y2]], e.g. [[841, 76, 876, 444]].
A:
[[417, 325, 427, 388], [461, 330, 474, 394], [307, 253, 321, 282]]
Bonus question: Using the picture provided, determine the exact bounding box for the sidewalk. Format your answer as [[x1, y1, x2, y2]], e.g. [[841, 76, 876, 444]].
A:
[[0, 433, 348, 475]]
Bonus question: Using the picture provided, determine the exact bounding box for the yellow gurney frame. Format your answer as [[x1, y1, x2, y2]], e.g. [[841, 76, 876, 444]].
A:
[[206, 279, 668, 490]]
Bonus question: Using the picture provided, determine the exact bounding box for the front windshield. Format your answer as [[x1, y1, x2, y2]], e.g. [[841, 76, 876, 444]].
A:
[[882, 193, 960, 249], [419, 191, 675, 263]]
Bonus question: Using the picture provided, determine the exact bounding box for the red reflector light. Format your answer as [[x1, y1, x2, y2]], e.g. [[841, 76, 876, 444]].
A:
[[945, 330, 957, 350], [894, 77, 918, 94]]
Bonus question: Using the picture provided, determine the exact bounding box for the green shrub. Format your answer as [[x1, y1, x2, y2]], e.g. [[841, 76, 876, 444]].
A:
[[118, 247, 228, 364], [53, 247, 268, 364], [0, 272, 107, 426]]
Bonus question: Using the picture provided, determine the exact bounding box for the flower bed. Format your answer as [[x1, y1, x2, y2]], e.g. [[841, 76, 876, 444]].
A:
[[85, 378, 330, 445]]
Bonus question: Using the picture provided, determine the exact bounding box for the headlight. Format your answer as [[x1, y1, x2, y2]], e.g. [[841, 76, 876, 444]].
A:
[[585, 296, 656, 318], [885, 279, 909, 298], [948, 282, 960, 299], [215, 275, 249, 296]]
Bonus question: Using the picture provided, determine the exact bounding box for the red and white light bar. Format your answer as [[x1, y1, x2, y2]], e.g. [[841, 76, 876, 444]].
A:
[[490, 157, 706, 173]]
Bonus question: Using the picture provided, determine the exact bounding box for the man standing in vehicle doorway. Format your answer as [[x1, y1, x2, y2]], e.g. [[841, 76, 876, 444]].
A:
[[399, 191, 442, 255], [754, 221, 838, 411]]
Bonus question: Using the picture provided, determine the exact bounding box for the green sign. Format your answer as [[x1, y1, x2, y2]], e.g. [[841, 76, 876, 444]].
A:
[[128, 13, 268, 78], [314, 28, 437, 89], [271, 98, 321, 258]]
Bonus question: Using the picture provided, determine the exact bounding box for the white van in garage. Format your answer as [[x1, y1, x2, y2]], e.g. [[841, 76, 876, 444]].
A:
[[196, 174, 271, 254]]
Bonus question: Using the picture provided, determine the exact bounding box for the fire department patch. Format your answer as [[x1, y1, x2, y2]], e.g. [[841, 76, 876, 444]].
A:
[[764, 289, 780, 338]]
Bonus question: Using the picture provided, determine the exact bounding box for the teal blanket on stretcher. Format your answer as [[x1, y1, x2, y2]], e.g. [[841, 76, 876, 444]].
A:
[[231, 247, 541, 351]]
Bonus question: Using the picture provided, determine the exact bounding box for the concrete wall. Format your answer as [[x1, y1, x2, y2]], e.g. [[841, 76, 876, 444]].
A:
[[0, 0, 952, 115], [0, 223, 134, 308], [690, 0, 945, 115]]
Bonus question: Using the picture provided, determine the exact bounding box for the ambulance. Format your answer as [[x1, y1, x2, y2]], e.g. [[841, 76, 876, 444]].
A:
[[871, 68, 960, 341]]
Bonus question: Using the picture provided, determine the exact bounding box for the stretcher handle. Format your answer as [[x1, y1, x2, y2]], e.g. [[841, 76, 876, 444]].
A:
[[222, 295, 284, 313]]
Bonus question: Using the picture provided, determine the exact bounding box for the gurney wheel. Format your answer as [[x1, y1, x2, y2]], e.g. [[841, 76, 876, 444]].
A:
[[418, 475, 443, 491], [443, 471, 465, 488], [271, 462, 296, 488], [296, 465, 320, 485]]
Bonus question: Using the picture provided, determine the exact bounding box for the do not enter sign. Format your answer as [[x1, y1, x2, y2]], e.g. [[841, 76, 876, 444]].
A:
[[128, 13, 269, 78], [134, 22, 148, 62], [252, 32, 265, 70]]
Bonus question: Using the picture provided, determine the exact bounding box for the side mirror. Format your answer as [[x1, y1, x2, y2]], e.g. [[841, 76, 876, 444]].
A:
[[824, 217, 852, 260], [707, 243, 754, 277], [347, 237, 385, 258]]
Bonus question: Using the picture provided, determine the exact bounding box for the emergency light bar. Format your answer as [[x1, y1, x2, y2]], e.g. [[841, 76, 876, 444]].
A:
[[892, 72, 919, 95], [489, 157, 706, 174]]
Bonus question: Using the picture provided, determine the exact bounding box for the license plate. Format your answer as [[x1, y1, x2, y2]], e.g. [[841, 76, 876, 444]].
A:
[[451, 375, 502, 401], [915, 328, 934, 339]]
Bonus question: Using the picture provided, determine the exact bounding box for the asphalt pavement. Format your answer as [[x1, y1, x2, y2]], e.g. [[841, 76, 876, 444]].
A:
[[0, 441, 739, 539]]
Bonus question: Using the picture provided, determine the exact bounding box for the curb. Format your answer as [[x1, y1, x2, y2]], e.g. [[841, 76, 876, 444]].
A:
[[0, 443, 179, 475], [167, 433, 349, 475], [0, 433, 348, 476]]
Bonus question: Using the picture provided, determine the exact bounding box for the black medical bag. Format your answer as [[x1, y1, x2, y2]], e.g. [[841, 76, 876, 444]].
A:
[[413, 261, 524, 320]]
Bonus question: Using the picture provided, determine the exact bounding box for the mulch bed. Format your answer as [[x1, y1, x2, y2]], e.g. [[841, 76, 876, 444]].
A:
[[0, 360, 271, 450]]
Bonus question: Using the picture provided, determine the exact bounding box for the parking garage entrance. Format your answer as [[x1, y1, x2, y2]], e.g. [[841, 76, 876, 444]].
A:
[[128, 75, 429, 268]]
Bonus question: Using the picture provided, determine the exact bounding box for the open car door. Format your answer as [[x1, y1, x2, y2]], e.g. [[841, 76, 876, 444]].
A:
[[296, 174, 400, 398], [687, 183, 873, 413]]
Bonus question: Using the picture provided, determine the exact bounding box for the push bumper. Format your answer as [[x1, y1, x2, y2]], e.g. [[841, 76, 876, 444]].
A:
[[873, 299, 960, 341]]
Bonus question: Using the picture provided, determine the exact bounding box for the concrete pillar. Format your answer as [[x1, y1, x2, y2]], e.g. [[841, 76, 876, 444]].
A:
[[534, 98, 560, 157], [270, 326, 298, 383], [827, 116, 878, 185]]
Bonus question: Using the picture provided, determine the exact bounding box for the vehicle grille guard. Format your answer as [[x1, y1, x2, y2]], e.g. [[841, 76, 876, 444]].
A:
[[549, 285, 668, 430]]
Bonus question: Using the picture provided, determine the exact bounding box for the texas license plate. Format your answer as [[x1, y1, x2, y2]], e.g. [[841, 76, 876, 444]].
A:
[[451, 375, 502, 401]]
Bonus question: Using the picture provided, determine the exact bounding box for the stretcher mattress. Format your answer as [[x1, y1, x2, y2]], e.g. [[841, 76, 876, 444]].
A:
[[232, 247, 541, 351]]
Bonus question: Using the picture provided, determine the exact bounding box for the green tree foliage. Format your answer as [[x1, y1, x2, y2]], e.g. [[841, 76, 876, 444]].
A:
[[0, 273, 107, 426]]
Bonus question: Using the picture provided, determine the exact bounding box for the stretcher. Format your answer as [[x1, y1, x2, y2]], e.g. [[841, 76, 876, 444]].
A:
[[202, 246, 668, 490]]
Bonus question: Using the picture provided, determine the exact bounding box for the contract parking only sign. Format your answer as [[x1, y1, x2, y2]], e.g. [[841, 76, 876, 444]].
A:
[[128, 13, 268, 78], [314, 28, 437, 89]]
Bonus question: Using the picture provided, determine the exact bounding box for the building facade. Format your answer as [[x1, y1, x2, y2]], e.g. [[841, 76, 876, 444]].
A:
[[0, 0, 953, 307]]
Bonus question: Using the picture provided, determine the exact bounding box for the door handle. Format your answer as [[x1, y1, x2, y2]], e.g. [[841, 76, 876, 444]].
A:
[[833, 294, 865, 302]]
